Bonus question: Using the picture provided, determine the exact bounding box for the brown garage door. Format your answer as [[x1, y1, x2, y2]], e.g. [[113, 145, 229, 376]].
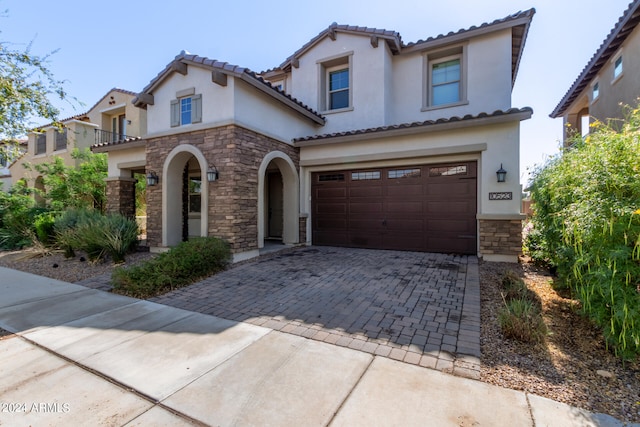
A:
[[311, 162, 477, 254]]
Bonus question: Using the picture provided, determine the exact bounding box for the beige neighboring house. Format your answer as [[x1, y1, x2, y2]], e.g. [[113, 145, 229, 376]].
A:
[[10, 88, 146, 212], [94, 9, 535, 263], [551, 0, 640, 143]]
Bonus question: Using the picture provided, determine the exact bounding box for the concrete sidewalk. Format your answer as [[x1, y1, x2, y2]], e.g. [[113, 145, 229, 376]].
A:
[[0, 266, 635, 426]]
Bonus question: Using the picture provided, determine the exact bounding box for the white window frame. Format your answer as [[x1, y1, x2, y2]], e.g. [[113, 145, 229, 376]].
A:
[[612, 50, 624, 84], [422, 45, 468, 111], [171, 88, 202, 127], [317, 52, 353, 114], [591, 80, 600, 104]]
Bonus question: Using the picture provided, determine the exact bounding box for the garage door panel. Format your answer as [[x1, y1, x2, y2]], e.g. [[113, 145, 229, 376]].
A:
[[384, 219, 424, 232], [383, 184, 423, 197], [427, 181, 475, 196], [349, 218, 384, 230], [314, 231, 349, 246], [383, 234, 425, 251], [350, 202, 383, 213], [349, 232, 383, 247], [316, 202, 347, 215], [349, 186, 383, 198], [316, 187, 347, 198], [385, 201, 423, 214]]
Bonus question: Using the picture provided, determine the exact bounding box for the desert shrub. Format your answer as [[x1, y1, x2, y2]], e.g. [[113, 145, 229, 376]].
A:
[[500, 271, 528, 300], [529, 106, 640, 359], [54, 209, 138, 262], [499, 297, 547, 343], [112, 237, 231, 298]]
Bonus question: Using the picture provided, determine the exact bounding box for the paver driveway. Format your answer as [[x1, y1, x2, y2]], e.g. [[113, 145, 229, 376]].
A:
[[149, 246, 481, 377]]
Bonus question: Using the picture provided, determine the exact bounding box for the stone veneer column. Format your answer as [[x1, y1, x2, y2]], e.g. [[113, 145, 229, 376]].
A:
[[478, 216, 524, 263], [105, 177, 136, 219], [299, 214, 308, 244]]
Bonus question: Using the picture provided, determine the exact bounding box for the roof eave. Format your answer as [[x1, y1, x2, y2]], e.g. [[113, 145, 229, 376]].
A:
[[294, 108, 533, 147]]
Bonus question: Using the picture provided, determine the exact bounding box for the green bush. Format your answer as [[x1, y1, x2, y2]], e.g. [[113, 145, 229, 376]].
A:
[[34, 211, 58, 246], [529, 106, 640, 359], [499, 297, 547, 343], [54, 209, 139, 262], [0, 183, 48, 249], [112, 237, 231, 298]]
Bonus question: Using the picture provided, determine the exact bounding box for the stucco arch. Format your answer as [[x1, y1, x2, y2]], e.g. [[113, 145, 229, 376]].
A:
[[162, 144, 209, 247], [257, 151, 299, 248]]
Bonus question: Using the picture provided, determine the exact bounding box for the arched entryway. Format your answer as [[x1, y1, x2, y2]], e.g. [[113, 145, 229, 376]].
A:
[[257, 151, 299, 248], [162, 145, 209, 247]]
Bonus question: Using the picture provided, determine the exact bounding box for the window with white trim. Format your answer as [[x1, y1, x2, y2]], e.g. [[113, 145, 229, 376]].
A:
[[171, 91, 202, 127], [613, 55, 623, 80], [318, 53, 353, 112], [424, 46, 466, 109], [592, 81, 600, 102]]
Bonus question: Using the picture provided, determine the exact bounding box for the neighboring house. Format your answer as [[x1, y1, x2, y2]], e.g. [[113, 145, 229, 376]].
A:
[[94, 9, 535, 263], [9, 88, 146, 211], [0, 139, 27, 191], [550, 0, 640, 143]]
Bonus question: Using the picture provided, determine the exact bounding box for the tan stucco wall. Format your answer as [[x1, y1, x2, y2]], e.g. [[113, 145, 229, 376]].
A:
[[10, 121, 98, 186]]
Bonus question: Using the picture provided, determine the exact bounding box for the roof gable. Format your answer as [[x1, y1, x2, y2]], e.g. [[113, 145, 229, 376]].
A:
[[550, 0, 640, 118], [133, 51, 325, 125]]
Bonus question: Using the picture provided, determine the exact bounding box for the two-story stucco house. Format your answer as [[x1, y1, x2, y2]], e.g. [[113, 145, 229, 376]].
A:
[[94, 9, 535, 263], [10, 88, 146, 211], [550, 0, 640, 143]]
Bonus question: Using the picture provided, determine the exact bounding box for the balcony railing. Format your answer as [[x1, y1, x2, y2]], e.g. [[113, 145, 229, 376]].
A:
[[94, 129, 136, 145]]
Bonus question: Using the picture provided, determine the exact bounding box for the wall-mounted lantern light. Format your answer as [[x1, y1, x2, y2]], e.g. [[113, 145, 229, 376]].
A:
[[207, 165, 219, 182], [496, 164, 507, 183], [146, 170, 159, 186]]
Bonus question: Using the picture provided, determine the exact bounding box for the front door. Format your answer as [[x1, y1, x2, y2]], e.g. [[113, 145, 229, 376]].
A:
[[268, 172, 284, 238]]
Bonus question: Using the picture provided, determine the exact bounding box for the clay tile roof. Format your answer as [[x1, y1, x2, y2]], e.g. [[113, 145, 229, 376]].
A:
[[550, 0, 640, 118], [293, 107, 533, 144], [134, 51, 324, 124], [274, 10, 534, 87], [91, 136, 143, 152]]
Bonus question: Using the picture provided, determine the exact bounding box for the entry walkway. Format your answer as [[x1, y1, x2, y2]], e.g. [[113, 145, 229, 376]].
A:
[[150, 247, 481, 378], [0, 266, 632, 426]]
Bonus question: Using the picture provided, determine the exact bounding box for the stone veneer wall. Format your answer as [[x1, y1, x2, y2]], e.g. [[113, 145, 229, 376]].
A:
[[478, 219, 522, 258], [105, 177, 136, 219], [145, 125, 299, 254]]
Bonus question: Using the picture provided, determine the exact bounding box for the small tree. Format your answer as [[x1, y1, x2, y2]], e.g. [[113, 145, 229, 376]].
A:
[[28, 148, 107, 212]]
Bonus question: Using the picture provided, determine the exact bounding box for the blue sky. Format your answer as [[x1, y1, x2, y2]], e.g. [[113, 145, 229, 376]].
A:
[[1, 0, 632, 185]]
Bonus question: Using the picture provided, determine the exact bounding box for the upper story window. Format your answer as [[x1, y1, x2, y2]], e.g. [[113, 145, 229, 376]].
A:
[[35, 133, 46, 155], [328, 68, 349, 110], [613, 55, 623, 80], [592, 81, 600, 102], [171, 88, 202, 127], [432, 59, 461, 105], [423, 46, 467, 110], [318, 52, 353, 113], [55, 128, 67, 151]]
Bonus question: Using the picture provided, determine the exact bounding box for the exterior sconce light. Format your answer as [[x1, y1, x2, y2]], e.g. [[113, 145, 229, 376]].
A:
[[146, 170, 159, 186], [207, 165, 219, 182], [496, 164, 507, 183]]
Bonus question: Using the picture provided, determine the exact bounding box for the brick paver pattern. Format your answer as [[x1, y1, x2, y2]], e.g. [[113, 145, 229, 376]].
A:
[[142, 246, 481, 378]]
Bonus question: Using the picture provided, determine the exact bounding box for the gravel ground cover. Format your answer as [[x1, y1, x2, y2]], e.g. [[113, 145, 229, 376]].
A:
[[1, 248, 638, 422]]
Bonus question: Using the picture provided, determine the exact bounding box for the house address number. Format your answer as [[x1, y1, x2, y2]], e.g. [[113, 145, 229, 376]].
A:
[[489, 192, 513, 200]]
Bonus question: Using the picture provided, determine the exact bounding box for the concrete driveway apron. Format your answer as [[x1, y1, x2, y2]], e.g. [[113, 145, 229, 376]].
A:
[[151, 246, 481, 378]]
